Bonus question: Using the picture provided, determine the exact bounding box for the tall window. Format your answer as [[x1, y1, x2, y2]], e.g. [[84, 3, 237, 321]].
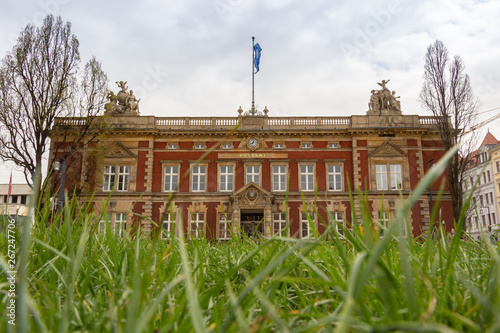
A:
[[99, 213, 111, 234], [273, 213, 287, 236], [390, 165, 402, 190], [103, 166, 116, 191], [218, 213, 232, 240], [376, 164, 402, 190], [301, 212, 315, 239], [117, 166, 130, 191], [192, 165, 206, 192], [376, 165, 388, 190], [219, 165, 234, 191], [327, 165, 342, 191], [496, 161, 500, 173], [330, 212, 344, 236], [190, 213, 205, 238], [246, 165, 260, 185], [300, 165, 314, 191], [272, 165, 287, 191], [379, 211, 389, 237], [114, 213, 127, 237], [162, 213, 176, 239], [164, 165, 179, 192]]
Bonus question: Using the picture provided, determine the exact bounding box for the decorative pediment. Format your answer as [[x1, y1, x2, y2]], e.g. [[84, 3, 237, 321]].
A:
[[231, 182, 274, 207], [371, 142, 406, 157], [105, 142, 136, 158]]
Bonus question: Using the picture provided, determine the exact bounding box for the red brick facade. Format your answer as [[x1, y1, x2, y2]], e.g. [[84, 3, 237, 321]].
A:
[[50, 113, 453, 240]]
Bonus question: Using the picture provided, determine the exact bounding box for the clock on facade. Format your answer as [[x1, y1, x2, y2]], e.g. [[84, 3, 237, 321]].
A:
[[248, 138, 259, 149]]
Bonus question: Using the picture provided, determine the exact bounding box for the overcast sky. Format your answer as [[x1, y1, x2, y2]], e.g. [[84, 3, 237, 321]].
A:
[[2, 0, 500, 184]]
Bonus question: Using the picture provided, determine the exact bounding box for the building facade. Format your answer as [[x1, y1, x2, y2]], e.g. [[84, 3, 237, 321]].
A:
[[464, 132, 500, 239], [49, 82, 453, 239], [0, 184, 32, 221], [491, 142, 500, 236]]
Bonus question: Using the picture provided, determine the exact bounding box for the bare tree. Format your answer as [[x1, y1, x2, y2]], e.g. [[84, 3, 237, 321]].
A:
[[420, 40, 479, 224], [0, 15, 109, 202]]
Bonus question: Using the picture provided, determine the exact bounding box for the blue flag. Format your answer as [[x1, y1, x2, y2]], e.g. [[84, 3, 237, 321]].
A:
[[253, 43, 262, 74]]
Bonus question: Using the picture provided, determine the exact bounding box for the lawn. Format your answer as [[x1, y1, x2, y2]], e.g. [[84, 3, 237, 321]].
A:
[[1, 147, 499, 332]]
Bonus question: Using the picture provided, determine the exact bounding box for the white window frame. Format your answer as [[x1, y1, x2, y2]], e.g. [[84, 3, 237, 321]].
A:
[[299, 164, 315, 192], [221, 143, 232, 150], [191, 165, 206, 192], [218, 213, 232, 240], [99, 213, 111, 234], [330, 212, 344, 236], [190, 212, 205, 238], [219, 165, 234, 192], [103, 165, 130, 192], [272, 164, 288, 192], [114, 212, 127, 237], [117, 166, 130, 191], [163, 165, 179, 192], [103, 166, 116, 191], [379, 211, 389, 237], [301, 142, 312, 149], [376, 164, 388, 190], [301, 212, 315, 239], [273, 213, 287, 236], [162, 213, 176, 239], [245, 164, 261, 186], [327, 164, 342, 191], [194, 144, 205, 149], [274, 143, 285, 149], [389, 164, 402, 190], [328, 143, 339, 149], [168, 143, 178, 149]]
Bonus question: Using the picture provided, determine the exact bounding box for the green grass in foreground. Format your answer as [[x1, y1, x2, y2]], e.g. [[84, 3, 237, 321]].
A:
[[1, 147, 500, 332]]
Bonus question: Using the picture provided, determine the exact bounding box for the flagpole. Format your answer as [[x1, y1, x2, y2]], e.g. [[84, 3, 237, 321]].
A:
[[251, 36, 255, 114]]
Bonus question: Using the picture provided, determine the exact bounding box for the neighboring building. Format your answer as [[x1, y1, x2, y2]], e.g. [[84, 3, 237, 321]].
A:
[[0, 184, 32, 220], [464, 131, 500, 239], [49, 81, 453, 240], [489, 140, 500, 236]]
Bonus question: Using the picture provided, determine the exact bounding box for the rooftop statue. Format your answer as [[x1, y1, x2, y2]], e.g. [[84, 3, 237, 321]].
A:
[[105, 81, 141, 115], [367, 79, 402, 115]]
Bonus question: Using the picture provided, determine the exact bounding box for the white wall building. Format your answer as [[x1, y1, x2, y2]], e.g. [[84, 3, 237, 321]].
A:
[[0, 184, 32, 219], [465, 132, 500, 239]]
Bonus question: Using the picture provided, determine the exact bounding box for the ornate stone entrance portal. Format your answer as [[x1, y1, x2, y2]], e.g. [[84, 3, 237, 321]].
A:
[[240, 210, 264, 237], [230, 182, 274, 237]]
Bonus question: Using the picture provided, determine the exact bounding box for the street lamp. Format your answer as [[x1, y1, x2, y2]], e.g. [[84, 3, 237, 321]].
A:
[[427, 159, 435, 214], [427, 158, 435, 237], [54, 156, 66, 222]]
